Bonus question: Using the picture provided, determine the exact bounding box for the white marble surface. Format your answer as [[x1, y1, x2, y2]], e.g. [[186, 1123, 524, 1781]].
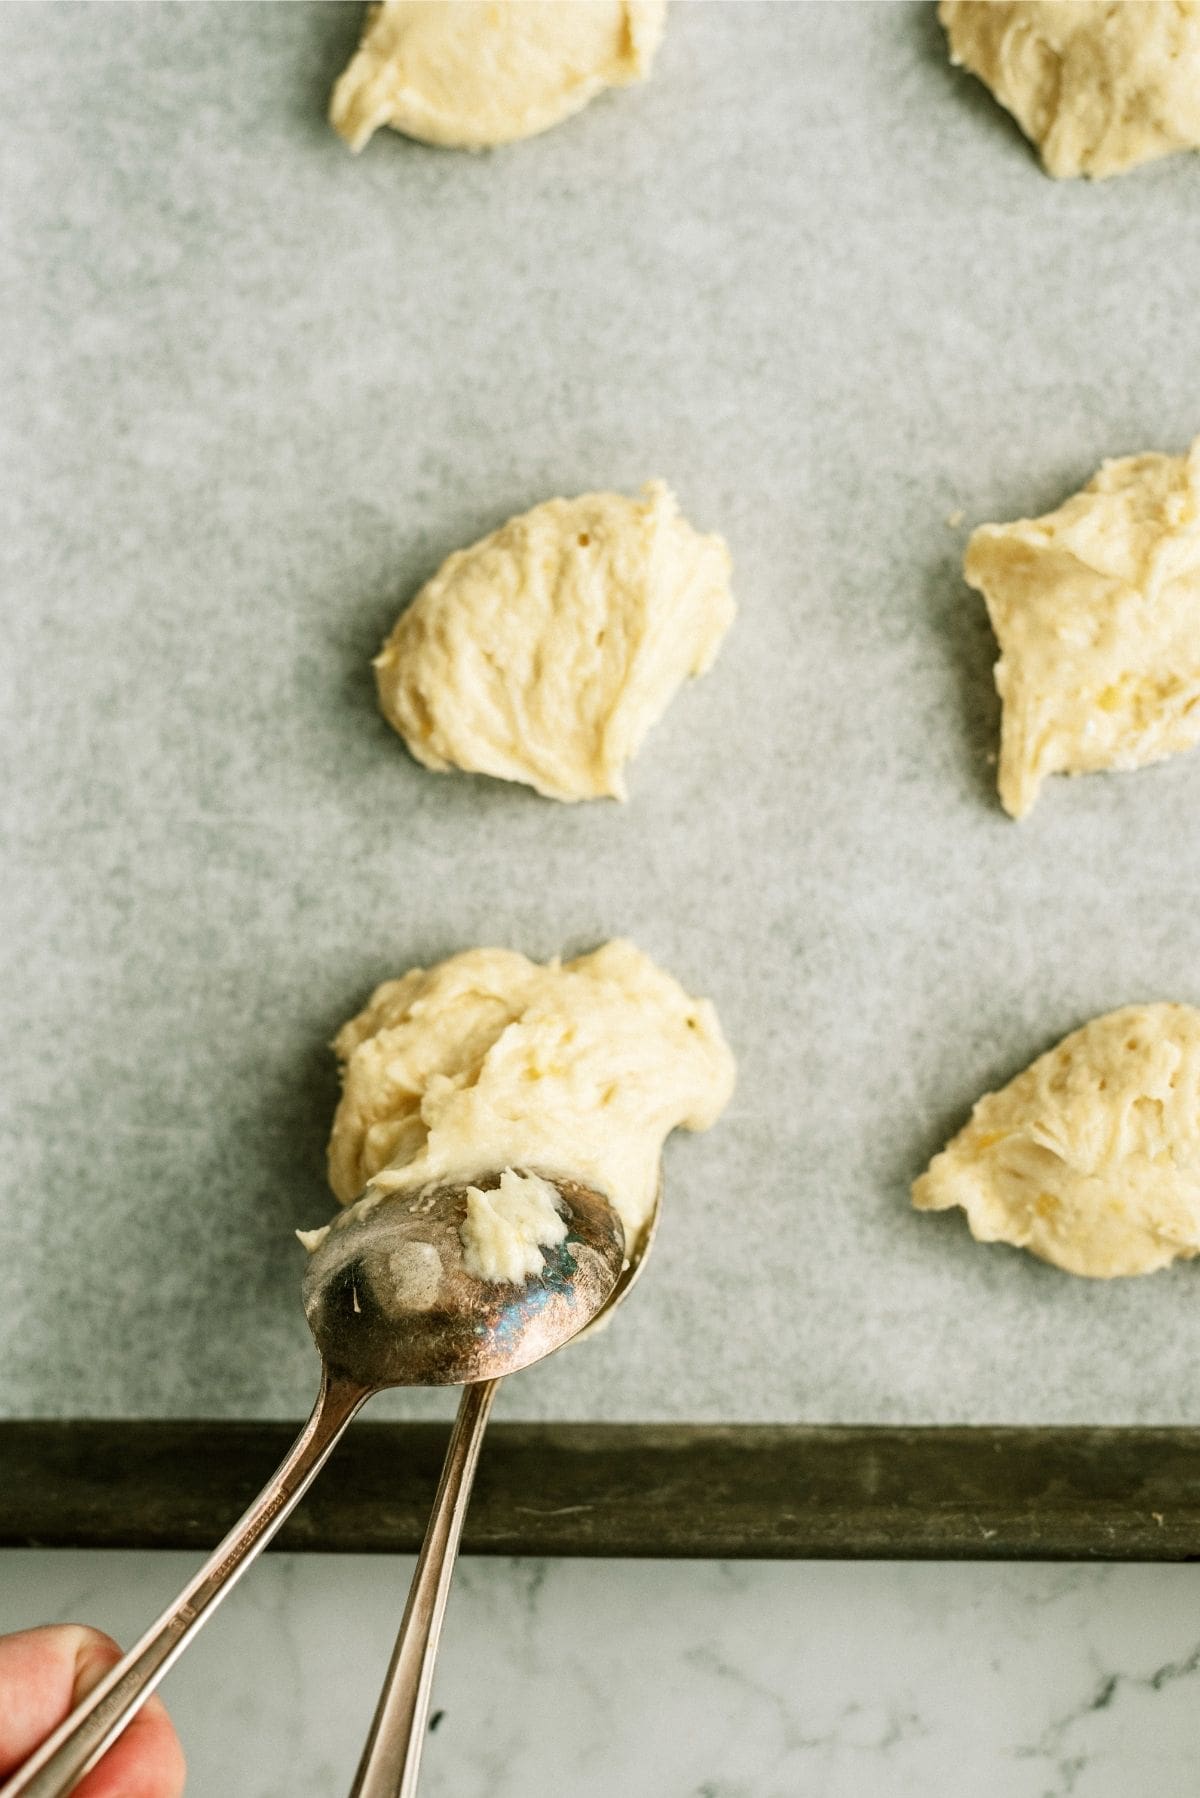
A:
[[5, 1549, 1200, 1796]]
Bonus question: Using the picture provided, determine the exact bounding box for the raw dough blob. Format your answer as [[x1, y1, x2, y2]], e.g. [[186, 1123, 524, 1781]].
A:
[[940, 1, 1200, 179], [914, 1005, 1200, 1278], [374, 482, 734, 802], [459, 1168, 568, 1283], [964, 439, 1200, 819], [331, 0, 667, 152], [326, 939, 735, 1256]]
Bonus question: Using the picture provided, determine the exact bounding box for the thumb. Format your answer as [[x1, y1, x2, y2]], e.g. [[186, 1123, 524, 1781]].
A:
[[0, 1625, 185, 1797]]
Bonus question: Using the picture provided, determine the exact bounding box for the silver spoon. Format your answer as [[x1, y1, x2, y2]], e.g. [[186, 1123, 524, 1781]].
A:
[[2, 1168, 625, 1798], [347, 1181, 659, 1798]]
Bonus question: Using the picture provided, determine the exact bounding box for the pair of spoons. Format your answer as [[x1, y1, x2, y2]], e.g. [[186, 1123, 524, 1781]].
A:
[[4, 1166, 653, 1798]]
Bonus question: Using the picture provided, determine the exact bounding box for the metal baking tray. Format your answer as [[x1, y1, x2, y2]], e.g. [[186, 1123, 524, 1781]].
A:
[[4, 2, 1200, 1559]]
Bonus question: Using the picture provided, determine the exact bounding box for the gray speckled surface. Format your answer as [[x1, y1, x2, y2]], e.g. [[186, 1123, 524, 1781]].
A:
[[2, 1, 1199, 1426]]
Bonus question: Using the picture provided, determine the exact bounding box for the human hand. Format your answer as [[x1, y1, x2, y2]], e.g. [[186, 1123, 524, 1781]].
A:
[[0, 1625, 185, 1797]]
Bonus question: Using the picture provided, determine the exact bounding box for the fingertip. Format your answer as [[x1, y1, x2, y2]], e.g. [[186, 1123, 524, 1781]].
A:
[[0, 1626, 120, 1775], [68, 1631, 187, 1798], [68, 1627, 124, 1702], [0, 1625, 186, 1797], [74, 1694, 187, 1798]]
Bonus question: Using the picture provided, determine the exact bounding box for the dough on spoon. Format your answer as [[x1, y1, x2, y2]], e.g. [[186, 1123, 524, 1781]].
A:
[[331, 0, 667, 152], [374, 481, 734, 802], [459, 1169, 568, 1283], [940, 1, 1200, 178], [326, 939, 735, 1256], [963, 439, 1200, 819], [914, 1004, 1200, 1277]]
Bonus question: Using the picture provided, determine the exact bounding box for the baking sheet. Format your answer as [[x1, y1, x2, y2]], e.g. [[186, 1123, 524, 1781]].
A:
[[3, 0, 1200, 1431]]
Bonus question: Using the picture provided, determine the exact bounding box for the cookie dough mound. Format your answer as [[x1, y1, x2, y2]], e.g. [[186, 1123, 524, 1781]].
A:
[[374, 482, 734, 802], [914, 1005, 1200, 1278], [327, 939, 735, 1256], [460, 1169, 569, 1283], [940, 1, 1200, 179], [331, 0, 668, 152], [964, 440, 1200, 819]]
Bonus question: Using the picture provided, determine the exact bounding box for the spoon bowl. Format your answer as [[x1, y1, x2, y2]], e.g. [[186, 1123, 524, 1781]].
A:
[[303, 1169, 627, 1387]]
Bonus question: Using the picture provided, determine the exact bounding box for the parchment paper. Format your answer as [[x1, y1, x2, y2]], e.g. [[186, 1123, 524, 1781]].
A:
[[4, 2, 1200, 1425]]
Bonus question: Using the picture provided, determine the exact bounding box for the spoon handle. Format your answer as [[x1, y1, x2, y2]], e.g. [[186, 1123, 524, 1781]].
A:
[[349, 1377, 499, 1798], [2, 1368, 368, 1798]]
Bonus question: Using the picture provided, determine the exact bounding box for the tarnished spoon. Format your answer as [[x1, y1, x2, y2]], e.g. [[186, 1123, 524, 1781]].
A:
[[575, 1177, 660, 1340], [349, 1180, 659, 1798], [2, 1170, 624, 1798]]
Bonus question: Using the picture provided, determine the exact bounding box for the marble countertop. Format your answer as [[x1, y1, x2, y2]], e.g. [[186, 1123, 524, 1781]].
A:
[[6, 1548, 1200, 1796]]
